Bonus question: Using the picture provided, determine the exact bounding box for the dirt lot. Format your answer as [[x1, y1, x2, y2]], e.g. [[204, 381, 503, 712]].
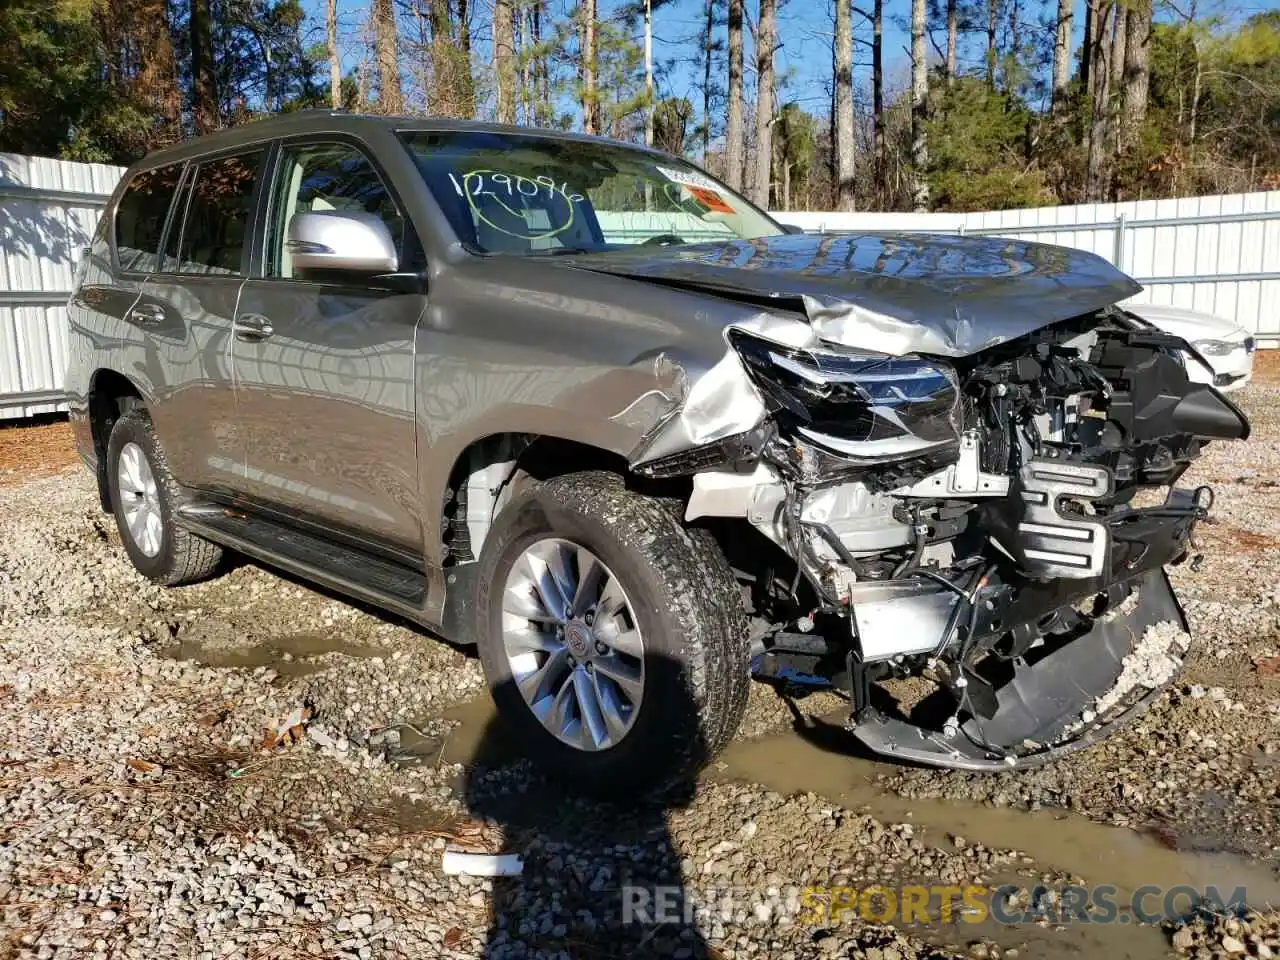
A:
[[3, 370, 1280, 960]]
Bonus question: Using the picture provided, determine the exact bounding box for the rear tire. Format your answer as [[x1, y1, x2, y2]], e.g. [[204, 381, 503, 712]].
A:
[[472, 471, 750, 797], [106, 409, 222, 586]]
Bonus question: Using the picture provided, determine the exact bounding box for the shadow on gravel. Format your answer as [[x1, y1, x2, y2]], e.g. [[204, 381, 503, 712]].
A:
[[464, 671, 711, 959]]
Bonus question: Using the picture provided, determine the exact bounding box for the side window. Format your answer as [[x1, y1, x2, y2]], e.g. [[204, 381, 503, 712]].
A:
[[268, 142, 421, 279], [113, 164, 184, 273], [175, 150, 264, 275]]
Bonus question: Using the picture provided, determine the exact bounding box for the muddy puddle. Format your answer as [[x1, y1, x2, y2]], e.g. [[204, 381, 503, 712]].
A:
[[423, 694, 1280, 959], [160, 631, 388, 678], [716, 717, 1280, 958]]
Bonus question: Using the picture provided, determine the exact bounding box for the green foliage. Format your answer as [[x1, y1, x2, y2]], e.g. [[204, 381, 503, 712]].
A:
[[0, 0, 317, 163], [925, 76, 1050, 210], [1139, 14, 1280, 196], [0, 0, 143, 159], [593, 16, 649, 139], [775, 101, 814, 191]]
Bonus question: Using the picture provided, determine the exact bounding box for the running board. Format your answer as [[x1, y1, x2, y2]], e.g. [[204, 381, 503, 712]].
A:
[[177, 505, 428, 611]]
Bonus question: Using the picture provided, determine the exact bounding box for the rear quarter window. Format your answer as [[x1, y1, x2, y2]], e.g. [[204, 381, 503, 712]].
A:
[[113, 164, 184, 274]]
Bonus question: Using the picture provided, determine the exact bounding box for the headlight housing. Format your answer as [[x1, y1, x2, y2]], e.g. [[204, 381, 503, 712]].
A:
[[728, 330, 960, 456], [1192, 338, 1238, 357]]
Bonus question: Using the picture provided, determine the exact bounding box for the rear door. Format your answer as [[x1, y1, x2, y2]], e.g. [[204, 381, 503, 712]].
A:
[[84, 162, 184, 326], [231, 137, 425, 553], [138, 148, 266, 496]]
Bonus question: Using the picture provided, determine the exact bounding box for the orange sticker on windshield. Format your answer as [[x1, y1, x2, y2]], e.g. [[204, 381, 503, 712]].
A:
[[688, 186, 734, 214]]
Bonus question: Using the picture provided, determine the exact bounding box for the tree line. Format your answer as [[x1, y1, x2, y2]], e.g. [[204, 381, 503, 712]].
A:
[[1, 0, 1276, 212]]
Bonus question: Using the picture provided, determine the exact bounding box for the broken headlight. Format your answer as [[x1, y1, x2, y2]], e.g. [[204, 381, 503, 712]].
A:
[[1190, 338, 1238, 357], [728, 330, 961, 457]]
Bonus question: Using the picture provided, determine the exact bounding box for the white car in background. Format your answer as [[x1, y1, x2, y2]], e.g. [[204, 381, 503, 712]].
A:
[[1129, 303, 1257, 393]]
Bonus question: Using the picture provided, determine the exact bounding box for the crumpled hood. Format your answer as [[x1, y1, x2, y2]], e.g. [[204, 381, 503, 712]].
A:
[[568, 232, 1142, 358]]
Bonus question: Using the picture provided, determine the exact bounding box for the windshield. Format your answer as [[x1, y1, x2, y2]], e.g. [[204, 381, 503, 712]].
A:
[[400, 130, 782, 255]]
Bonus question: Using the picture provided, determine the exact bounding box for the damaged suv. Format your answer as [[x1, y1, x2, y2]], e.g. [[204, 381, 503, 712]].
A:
[[68, 113, 1249, 793]]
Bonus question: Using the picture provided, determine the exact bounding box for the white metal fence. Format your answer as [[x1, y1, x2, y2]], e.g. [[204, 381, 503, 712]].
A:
[[0, 154, 122, 418], [1, 150, 1278, 419]]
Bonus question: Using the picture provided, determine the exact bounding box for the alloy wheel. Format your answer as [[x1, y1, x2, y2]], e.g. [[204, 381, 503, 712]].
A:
[[117, 441, 163, 558], [502, 537, 645, 751]]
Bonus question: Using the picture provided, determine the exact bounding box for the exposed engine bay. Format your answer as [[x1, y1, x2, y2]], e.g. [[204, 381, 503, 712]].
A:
[[632, 308, 1250, 770]]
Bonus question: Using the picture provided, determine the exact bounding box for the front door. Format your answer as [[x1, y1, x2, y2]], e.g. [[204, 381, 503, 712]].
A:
[[232, 139, 425, 554]]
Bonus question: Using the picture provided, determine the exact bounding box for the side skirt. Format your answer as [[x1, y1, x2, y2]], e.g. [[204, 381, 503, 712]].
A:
[[176, 503, 439, 632]]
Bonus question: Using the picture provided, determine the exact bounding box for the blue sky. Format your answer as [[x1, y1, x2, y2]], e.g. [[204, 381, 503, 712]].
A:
[[301, 0, 1279, 132]]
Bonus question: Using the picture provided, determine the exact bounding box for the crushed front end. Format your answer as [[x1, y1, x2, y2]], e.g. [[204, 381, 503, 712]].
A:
[[633, 309, 1249, 770]]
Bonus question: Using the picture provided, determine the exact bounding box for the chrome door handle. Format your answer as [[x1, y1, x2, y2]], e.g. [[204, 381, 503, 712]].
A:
[[127, 303, 166, 326], [233, 314, 275, 342]]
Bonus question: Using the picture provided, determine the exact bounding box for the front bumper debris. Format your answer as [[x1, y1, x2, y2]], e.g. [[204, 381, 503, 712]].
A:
[[850, 566, 1188, 771]]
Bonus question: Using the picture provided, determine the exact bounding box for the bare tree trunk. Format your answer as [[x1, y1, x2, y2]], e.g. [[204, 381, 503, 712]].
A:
[[1189, 34, 1201, 143], [356, 19, 370, 109], [1110, 4, 1127, 94], [519, 4, 531, 124], [190, 0, 218, 133], [1052, 0, 1072, 110], [834, 0, 855, 210], [644, 0, 654, 145], [873, 0, 884, 206], [1085, 0, 1113, 199], [702, 0, 714, 164], [752, 0, 776, 207], [429, 0, 451, 114], [533, 0, 549, 124], [945, 0, 957, 87], [911, 0, 929, 210], [986, 0, 998, 88], [1083, 0, 1096, 94], [1009, 0, 1021, 78], [725, 0, 744, 190], [327, 0, 340, 108], [1121, 0, 1151, 137], [372, 0, 402, 113], [494, 0, 515, 122], [580, 0, 598, 134], [458, 0, 475, 115]]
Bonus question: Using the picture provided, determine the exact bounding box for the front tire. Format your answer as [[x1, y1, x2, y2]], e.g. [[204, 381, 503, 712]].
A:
[[473, 471, 750, 797], [106, 409, 222, 586]]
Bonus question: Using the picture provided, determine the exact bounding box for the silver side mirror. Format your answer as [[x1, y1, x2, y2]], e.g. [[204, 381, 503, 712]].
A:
[[286, 211, 399, 274]]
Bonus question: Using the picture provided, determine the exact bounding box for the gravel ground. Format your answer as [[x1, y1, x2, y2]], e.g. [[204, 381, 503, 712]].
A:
[[2, 374, 1279, 959]]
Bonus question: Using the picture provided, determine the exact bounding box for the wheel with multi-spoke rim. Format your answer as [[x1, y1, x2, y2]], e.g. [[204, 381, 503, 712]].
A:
[[116, 441, 163, 557], [503, 537, 646, 752], [473, 471, 751, 797], [106, 409, 222, 585]]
